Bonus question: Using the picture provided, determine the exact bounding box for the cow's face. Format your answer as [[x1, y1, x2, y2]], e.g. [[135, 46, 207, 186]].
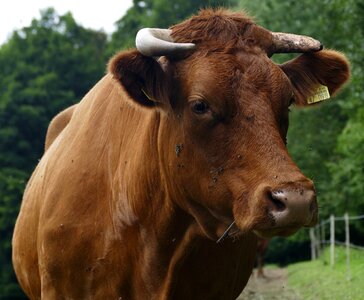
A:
[[164, 48, 349, 239], [109, 18, 349, 240], [172, 50, 306, 238]]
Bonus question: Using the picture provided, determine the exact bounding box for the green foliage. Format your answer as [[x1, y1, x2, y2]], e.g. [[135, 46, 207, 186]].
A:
[[0, 8, 107, 171], [328, 108, 364, 233], [0, 169, 27, 298], [325, 0, 364, 227], [288, 247, 364, 299], [265, 235, 311, 266]]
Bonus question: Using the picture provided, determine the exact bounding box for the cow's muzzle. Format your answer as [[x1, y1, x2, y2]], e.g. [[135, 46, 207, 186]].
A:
[[253, 180, 318, 237]]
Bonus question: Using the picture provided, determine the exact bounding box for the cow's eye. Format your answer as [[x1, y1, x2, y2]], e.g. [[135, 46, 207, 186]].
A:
[[191, 100, 209, 114]]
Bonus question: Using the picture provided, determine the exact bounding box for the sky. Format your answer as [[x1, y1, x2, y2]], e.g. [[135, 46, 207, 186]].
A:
[[0, 0, 133, 45]]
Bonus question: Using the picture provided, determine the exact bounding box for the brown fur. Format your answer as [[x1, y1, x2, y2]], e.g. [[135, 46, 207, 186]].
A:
[[13, 9, 349, 299], [171, 9, 254, 45], [171, 9, 272, 57], [45, 104, 77, 151]]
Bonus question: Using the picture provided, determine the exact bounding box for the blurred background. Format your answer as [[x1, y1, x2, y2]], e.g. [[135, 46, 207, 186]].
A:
[[0, 0, 363, 299]]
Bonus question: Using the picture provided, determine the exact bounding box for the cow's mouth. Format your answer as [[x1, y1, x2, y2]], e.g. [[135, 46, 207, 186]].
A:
[[252, 213, 309, 238]]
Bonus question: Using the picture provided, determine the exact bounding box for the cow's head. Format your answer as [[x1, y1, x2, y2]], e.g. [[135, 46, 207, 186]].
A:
[[109, 10, 349, 240]]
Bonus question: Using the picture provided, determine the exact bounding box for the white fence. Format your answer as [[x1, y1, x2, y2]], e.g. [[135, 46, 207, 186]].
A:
[[309, 213, 364, 280]]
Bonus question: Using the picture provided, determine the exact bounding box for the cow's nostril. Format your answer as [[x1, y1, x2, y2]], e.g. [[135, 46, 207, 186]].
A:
[[268, 191, 286, 212]]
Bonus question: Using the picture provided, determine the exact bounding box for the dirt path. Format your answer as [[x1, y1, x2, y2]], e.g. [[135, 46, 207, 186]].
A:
[[237, 268, 301, 300]]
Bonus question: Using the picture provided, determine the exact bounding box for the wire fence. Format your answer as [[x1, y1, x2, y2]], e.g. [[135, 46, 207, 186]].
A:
[[309, 213, 364, 281]]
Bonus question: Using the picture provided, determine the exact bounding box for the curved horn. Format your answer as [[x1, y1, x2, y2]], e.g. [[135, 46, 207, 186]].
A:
[[271, 32, 323, 54], [135, 28, 195, 57]]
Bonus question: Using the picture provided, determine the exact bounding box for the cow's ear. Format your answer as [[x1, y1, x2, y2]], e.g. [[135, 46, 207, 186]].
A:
[[280, 50, 350, 106], [108, 50, 170, 108]]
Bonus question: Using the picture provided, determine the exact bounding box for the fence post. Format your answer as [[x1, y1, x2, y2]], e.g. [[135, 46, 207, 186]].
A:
[[330, 215, 335, 268], [321, 221, 325, 245], [320, 221, 326, 263], [310, 228, 316, 260], [344, 212, 351, 281], [316, 225, 321, 257]]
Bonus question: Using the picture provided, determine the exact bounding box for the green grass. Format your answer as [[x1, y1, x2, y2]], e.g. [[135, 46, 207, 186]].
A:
[[287, 246, 364, 300]]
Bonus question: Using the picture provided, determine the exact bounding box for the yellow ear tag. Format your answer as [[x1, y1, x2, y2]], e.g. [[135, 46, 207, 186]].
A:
[[307, 85, 330, 104]]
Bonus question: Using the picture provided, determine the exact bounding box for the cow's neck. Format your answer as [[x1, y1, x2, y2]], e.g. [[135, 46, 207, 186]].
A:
[[69, 76, 253, 299], [109, 112, 250, 298]]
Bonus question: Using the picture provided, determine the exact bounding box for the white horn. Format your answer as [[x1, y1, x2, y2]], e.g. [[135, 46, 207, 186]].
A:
[[271, 32, 323, 53], [136, 28, 195, 57]]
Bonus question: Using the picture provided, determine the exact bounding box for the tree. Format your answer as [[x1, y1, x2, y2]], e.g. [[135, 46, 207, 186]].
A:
[[327, 0, 364, 224]]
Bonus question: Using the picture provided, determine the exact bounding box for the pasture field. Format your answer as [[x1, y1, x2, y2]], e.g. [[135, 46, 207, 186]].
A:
[[288, 247, 364, 300]]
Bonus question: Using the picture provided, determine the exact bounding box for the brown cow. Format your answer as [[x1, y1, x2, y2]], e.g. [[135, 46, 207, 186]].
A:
[[12, 9, 349, 300]]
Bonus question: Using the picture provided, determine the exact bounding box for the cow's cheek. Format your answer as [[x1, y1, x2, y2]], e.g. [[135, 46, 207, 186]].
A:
[[231, 189, 267, 233]]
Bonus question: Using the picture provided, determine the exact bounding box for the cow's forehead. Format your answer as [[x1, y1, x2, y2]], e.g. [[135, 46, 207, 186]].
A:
[[180, 54, 238, 100], [177, 51, 292, 106]]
